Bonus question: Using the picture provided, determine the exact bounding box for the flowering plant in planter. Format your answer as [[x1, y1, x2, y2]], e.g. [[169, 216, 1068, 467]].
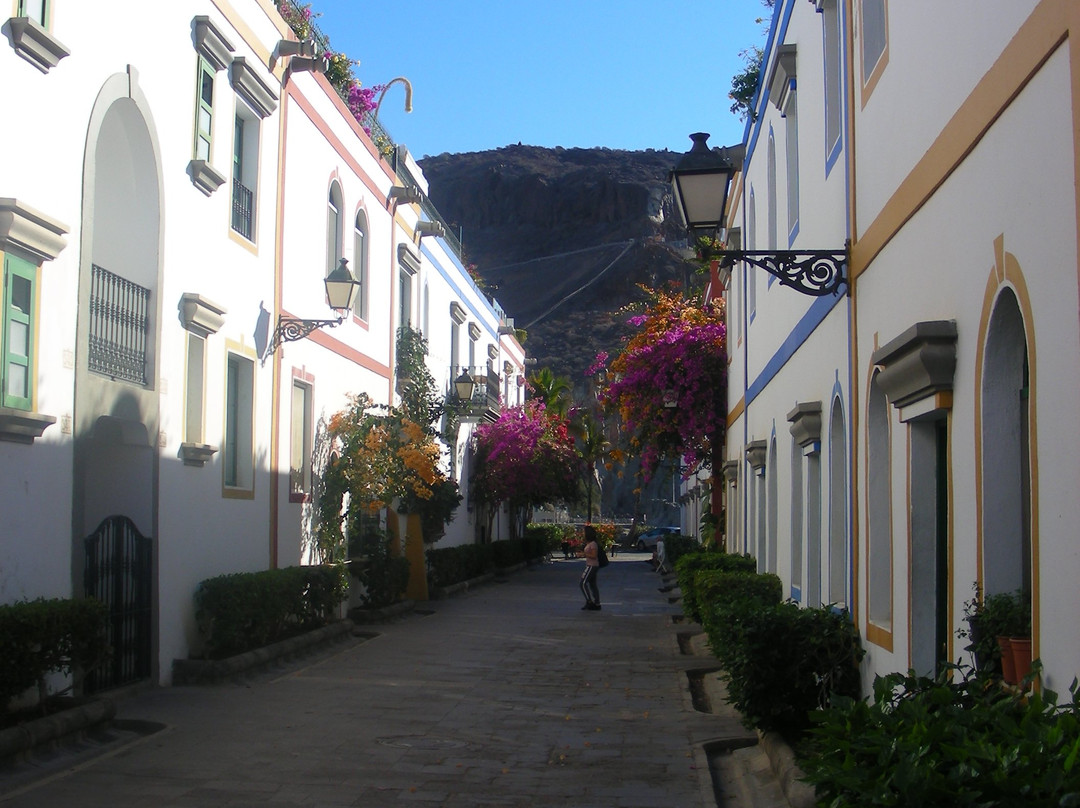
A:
[[598, 285, 727, 481]]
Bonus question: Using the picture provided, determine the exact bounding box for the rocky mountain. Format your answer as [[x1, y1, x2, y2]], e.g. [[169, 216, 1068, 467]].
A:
[[419, 145, 690, 388], [419, 145, 693, 523]]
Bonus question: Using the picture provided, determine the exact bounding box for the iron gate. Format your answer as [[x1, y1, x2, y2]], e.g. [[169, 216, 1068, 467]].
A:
[[83, 515, 152, 692]]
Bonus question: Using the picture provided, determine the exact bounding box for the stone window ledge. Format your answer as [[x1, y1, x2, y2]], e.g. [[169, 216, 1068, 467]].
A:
[[0, 407, 56, 444], [6, 16, 70, 73]]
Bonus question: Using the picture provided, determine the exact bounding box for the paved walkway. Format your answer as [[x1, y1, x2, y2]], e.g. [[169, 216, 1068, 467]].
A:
[[1, 553, 756, 807]]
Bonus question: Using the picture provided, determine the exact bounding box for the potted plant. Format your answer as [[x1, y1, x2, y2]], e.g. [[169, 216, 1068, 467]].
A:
[[959, 584, 1031, 684]]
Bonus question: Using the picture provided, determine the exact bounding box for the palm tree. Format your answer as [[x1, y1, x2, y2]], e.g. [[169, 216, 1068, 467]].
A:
[[573, 409, 612, 520], [527, 367, 572, 418]]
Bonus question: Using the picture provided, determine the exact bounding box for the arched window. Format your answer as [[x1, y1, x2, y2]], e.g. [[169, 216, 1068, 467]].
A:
[[828, 397, 848, 607], [352, 209, 368, 318], [327, 182, 343, 277], [790, 437, 803, 599], [867, 372, 892, 633], [981, 289, 1030, 600], [767, 130, 778, 251], [767, 436, 778, 573]]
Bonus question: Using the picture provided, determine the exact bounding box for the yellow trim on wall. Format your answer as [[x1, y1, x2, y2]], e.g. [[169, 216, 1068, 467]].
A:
[[850, 0, 1076, 280]]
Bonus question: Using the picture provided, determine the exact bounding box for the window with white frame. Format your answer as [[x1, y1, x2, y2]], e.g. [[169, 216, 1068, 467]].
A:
[[17, 0, 47, 25], [784, 92, 800, 243], [290, 379, 313, 497], [353, 210, 368, 319], [224, 351, 255, 492], [747, 190, 757, 321], [822, 0, 843, 157], [398, 269, 412, 328], [327, 183, 343, 277], [193, 57, 215, 161], [184, 332, 206, 443], [860, 0, 888, 87], [767, 131, 778, 251], [2, 253, 36, 411]]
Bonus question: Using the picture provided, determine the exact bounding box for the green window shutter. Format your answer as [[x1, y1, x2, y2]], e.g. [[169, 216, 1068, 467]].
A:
[[194, 57, 214, 161], [2, 254, 37, 411]]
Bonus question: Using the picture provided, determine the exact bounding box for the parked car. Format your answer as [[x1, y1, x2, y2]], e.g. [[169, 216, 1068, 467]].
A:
[[633, 527, 680, 551]]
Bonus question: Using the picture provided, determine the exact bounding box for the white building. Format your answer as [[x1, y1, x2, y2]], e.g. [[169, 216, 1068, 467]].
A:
[[717, 0, 1080, 693], [1, 0, 524, 690]]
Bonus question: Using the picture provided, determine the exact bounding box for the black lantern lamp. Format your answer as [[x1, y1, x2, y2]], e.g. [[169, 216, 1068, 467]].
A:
[[264, 258, 361, 359], [670, 132, 847, 296], [454, 369, 477, 401]]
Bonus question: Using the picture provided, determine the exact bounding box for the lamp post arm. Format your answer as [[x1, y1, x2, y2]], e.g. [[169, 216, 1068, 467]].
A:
[[719, 248, 848, 296], [264, 315, 344, 362]]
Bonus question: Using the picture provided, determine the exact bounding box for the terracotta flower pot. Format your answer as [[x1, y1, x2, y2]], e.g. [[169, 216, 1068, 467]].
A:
[[1010, 637, 1033, 684], [997, 636, 1018, 684]]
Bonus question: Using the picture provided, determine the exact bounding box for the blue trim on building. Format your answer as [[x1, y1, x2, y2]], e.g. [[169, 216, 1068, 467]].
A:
[[420, 241, 501, 341], [745, 289, 846, 406]]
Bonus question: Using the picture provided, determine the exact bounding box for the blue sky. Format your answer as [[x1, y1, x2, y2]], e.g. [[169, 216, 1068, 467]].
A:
[[310, 1, 768, 158]]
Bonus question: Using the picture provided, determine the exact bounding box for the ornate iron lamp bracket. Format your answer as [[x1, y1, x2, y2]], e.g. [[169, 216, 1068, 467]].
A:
[[720, 249, 848, 296], [265, 315, 344, 360]]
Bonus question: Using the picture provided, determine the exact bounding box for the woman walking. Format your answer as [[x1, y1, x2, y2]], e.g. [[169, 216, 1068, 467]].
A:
[[580, 525, 601, 610]]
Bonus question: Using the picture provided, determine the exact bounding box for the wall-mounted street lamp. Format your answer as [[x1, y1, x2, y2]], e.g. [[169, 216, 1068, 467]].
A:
[[454, 370, 477, 401], [670, 132, 847, 297], [264, 258, 360, 359]]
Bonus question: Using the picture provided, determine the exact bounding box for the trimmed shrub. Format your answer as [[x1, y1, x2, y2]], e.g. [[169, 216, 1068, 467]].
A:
[[704, 594, 863, 735], [426, 536, 550, 591], [662, 533, 699, 567], [0, 597, 108, 709], [802, 665, 1080, 806], [195, 565, 347, 659], [675, 551, 757, 623]]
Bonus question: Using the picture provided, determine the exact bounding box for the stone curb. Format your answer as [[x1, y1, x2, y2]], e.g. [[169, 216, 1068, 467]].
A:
[[172, 619, 359, 685], [757, 729, 816, 808], [0, 697, 116, 763]]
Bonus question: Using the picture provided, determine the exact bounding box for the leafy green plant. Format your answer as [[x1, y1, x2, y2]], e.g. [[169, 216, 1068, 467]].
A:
[[802, 664, 1080, 807], [194, 565, 346, 659], [348, 528, 410, 609], [705, 597, 863, 736], [958, 583, 1031, 676], [674, 550, 757, 623], [0, 597, 108, 710]]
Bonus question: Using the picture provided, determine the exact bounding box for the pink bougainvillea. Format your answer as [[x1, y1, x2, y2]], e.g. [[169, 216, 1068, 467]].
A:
[[470, 400, 581, 512], [598, 286, 727, 481]]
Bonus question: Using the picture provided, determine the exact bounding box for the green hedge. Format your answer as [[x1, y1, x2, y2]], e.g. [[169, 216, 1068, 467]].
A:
[[0, 597, 108, 710], [675, 550, 758, 623], [704, 595, 863, 736], [426, 534, 551, 591], [195, 564, 348, 660], [661, 533, 699, 567], [802, 666, 1080, 806]]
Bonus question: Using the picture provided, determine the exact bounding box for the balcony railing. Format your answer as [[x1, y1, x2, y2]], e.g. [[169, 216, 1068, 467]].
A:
[[452, 365, 502, 420], [231, 179, 254, 240], [88, 264, 150, 385]]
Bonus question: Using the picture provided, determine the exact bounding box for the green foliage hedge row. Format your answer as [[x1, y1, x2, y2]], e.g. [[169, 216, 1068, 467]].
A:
[[802, 666, 1080, 806], [659, 533, 700, 568], [195, 565, 348, 659], [0, 597, 108, 709], [674, 549, 757, 623], [426, 532, 553, 591], [679, 559, 864, 737]]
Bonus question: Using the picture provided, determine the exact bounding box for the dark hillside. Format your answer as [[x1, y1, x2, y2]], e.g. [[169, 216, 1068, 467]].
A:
[[420, 145, 690, 384]]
